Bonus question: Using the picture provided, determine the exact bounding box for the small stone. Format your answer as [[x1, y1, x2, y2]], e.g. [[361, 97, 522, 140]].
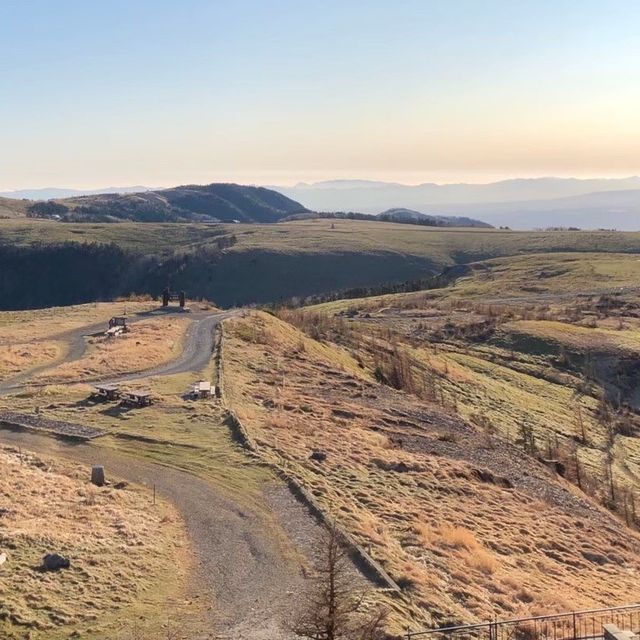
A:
[[310, 450, 327, 462], [43, 553, 70, 571], [0, 552, 7, 566]]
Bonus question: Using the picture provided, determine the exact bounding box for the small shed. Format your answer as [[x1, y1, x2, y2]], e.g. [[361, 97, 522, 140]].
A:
[[93, 384, 120, 401], [192, 380, 212, 399]]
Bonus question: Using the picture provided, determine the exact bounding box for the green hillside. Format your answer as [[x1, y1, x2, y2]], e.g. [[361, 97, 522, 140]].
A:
[[1, 218, 640, 309]]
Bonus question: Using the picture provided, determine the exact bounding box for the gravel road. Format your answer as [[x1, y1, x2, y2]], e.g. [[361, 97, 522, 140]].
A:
[[99, 311, 235, 385], [0, 428, 324, 639], [0, 309, 233, 394]]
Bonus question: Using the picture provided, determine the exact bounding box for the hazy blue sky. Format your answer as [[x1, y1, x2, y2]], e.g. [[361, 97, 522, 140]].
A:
[[1, 0, 640, 189]]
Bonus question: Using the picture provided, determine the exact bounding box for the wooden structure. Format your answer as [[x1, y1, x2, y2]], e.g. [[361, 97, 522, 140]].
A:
[[162, 288, 186, 308], [191, 380, 212, 399], [92, 385, 151, 408], [106, 316, 129, 337], [93, 384, 120, 401], [120, 390, 152, 407]]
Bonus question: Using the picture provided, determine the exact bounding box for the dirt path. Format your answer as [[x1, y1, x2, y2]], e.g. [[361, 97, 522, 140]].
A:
[[0, 309, 234, 394], [99, 311, 236, 384], [0, 428, 324, 639]]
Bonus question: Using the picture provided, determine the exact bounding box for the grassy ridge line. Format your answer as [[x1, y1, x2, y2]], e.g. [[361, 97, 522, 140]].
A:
[[3, 219, 640, 308], [2, 218, 640, 257]]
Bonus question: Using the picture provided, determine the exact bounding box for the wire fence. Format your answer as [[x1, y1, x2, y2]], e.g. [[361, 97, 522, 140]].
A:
[[407, 604, 640, 640]]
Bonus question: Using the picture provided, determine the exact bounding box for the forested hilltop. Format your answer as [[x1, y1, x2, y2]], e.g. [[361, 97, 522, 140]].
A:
[[24, 183, 308, 223]]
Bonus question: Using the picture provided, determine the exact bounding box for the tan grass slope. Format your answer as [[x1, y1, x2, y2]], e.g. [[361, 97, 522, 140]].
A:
[[222, 311, 640, 632], [0, 446, 187, 639]]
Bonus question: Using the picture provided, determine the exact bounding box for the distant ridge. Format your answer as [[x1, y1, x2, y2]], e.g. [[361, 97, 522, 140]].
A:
[[378, 207, 492, 228], [0, 186, 151, 200], [23, 183, 308, 223], [275, 177, 640, 230]]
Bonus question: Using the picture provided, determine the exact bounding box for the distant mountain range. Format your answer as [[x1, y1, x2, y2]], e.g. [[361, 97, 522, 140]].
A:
[[23, 183, 308, 223], [275, 177, 640, 230], [4, 177, 640, 229]]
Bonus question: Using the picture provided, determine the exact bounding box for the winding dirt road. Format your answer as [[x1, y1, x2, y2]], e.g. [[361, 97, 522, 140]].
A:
[[0, 308, 330, 638], [0, 308, 234, 394]]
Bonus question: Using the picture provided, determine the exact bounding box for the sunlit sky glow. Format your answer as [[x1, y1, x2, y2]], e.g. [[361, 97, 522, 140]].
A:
[[2, 0, 640, 190]]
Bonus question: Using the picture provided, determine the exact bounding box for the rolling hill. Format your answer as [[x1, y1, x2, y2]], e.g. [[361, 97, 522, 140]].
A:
[[0, 196, 29, 219], [24, 183, 308, 223], [378, 208, 492, 228]]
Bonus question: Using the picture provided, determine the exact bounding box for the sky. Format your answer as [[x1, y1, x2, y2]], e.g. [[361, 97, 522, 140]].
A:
[[1, 0, 640, 190]]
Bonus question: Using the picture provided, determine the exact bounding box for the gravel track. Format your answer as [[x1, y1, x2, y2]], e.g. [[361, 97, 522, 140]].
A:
[[0, 309, 234, 394], [0, 428, 322, 639], [98, 311, 235, 385]]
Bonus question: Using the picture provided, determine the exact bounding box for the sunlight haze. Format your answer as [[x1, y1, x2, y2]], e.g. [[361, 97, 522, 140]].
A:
[[1, 0, 640, 189]]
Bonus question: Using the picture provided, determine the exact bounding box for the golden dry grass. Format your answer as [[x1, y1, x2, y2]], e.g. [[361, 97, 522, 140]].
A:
[[222, 311, 640, 632], [0, 300, 157, 343], [0, 342, 62, 380], [0, 445, 187, 639], [33, 316, 190, 383]]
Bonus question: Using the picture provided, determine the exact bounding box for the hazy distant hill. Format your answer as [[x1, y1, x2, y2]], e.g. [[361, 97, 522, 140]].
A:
[[277, 177, 640, 209], [0, 186, 151, 200], [25, 183, 308, 223], [276, 177, 640, 230], [432, 189, 640, 230], [378, 208, 492, 228]]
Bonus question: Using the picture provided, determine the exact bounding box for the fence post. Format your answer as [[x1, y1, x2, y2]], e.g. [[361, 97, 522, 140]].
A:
[[572, 612, 577, 640]]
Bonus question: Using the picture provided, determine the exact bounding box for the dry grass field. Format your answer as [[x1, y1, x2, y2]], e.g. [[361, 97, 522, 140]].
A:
[[222, 311, 640, 632], [0, 342, 62, 380], [32, 315, 191, 384], [0, 445, 187, 639], [0, 300, 157, 343], [2, 218, 640, 259]]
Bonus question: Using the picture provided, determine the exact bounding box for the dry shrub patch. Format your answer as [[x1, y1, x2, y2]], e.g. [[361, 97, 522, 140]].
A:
[[0, 446, 187, 639]]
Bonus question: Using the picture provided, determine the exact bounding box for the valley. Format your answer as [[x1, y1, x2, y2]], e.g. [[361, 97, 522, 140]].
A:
[[1, 217, 640, 309]]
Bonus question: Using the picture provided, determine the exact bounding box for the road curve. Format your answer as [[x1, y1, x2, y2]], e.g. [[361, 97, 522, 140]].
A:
[[0, 428, 309, 639], [97, 310, 236, 385], [0, 309, 236, 395]]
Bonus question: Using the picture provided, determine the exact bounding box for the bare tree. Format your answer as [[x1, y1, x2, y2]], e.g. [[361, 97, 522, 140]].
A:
[[293, 522, 388, 640]]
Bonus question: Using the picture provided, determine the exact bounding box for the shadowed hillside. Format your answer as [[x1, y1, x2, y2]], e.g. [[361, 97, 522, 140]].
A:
[[24, 183, 308, 223], [1, 219, 640, 309]]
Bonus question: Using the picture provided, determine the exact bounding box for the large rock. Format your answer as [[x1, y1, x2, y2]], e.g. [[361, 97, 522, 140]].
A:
[[42, 553, 70, 571]]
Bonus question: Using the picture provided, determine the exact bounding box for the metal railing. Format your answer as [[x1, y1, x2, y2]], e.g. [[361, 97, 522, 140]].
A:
[[407, 604, 640, 640]]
